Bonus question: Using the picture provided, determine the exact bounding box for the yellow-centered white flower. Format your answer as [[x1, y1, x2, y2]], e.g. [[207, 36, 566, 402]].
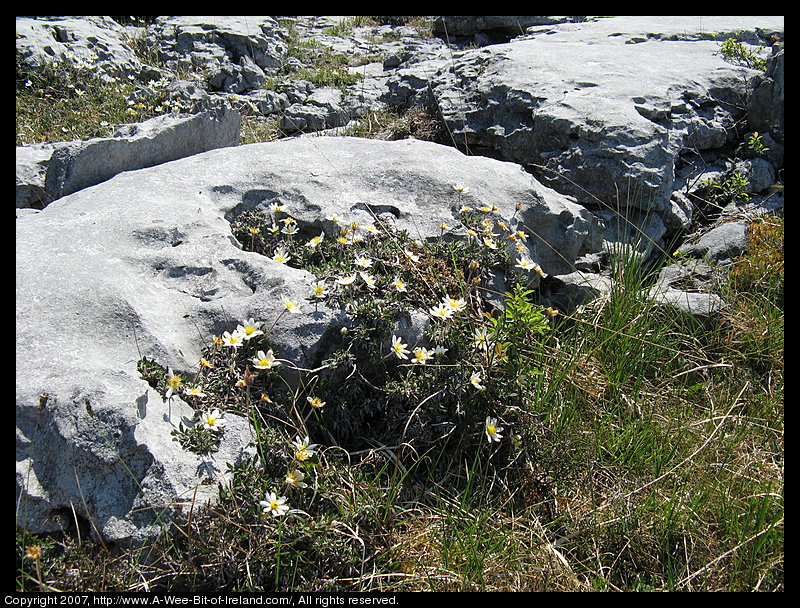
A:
[[311, 281, 328, 298], [391, 335, 410, 360], [252, 349, 280, 370], [259, 491, 290, 517], [221, 330, 245, 348], [237, 318, 264, 340], [283, 299, 302, 314], [285, 469, 307, 488], [485, 416, 503, 442], [272, 247, 291, 264], [201, 409, 226, 432], [292, 436, 318, 461], [429, 303, 454, 320]]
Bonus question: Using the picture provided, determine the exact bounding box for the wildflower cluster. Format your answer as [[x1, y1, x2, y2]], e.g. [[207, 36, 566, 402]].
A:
[[138, 309, 329, 519], [16, 47, 211, 146], [138, 183, 558, 525], [227, 189, 556, 446], [258, 434, 321, 518]]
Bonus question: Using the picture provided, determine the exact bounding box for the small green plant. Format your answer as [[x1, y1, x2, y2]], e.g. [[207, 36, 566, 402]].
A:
[[747, 131, 770, 157], [718, 37, 768, 71], [702, 172, 751, 206], [171, 421, 223, 454], [293, 65, 362, 89]]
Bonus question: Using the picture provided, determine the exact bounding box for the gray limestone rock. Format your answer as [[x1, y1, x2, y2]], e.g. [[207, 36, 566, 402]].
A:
[[384, 16, 784, 231], [146, 16, 289, 75], [18, 106, 240, 207], [16, 136, 604, 544], [677, 220, 749, 265], [747, 48, 784, 144], [648, 261, 726, 317], [15, 16, 144, 80], [15, 145, 53, 209]]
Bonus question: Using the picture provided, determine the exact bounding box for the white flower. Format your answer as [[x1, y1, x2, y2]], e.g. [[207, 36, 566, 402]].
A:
[[201, 409, 226, 432], [221, 330, 246, 348], [472, 327, 493, 351], [165, 368, 183, 398], [433, 345, 449, 357], [283, 299, 302, 314], [354, 255, 373, 268], [259, 491, 290, 517], [359, 271, 377, 289], [516, 257, 546, 277], [453, 183, 470, 194], [272, 247, 292, 264], [285, 469, 308, 488], [443, 296, 467, 312], [412, 347, 434, 364], [183, 385, 206, 399], [269, 202, 289, 213], [429, 303, 454, 320], [252, 349, 280, 370], [515, 257, 536, 271], [391, 277, 407, 292], [391, 335, 410, 360], [311, 280, 328, 299], [483, 237, 498, 250], [325, 214, 342, 224], [237, 318, 264, 340], [337, 274, 356, 286], [484, 416, 503, 443], [292, 435, 318, 461], [470, 371, 485, 390], [306, 233, 325, 248], [281, 223, 299, 235], [403, 249, 420, 264]]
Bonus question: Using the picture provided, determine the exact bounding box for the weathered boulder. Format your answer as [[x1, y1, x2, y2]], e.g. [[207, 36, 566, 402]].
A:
[[648, 261, 726, 317], [280, 87, 351, 133], [16, 136, 603, 544], [384, 16, 784, 230], [16, 106, 240, 208], [676, 220, 749, 265], [15, 144, 52, 209], [433, 16, 586, 44], [144, 16, 289, 83], [747, 47, 784, 145], [15, 16, 145, 80]]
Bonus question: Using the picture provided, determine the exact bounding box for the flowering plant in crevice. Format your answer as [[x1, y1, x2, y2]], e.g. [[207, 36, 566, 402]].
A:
[[138, 184, 559, 521]]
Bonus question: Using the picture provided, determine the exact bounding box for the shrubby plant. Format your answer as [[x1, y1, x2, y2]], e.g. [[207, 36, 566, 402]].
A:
[[718, 37, 768, 71], [132, 187, 558, 544]]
